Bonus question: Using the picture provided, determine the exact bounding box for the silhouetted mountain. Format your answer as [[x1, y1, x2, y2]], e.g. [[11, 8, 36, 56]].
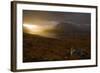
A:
[[55, 22, 90, 38]]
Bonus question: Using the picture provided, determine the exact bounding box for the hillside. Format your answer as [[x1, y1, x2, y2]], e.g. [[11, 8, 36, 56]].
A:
[[23, 33, 90, 62]]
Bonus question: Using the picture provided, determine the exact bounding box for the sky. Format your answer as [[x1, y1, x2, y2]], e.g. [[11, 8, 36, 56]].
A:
[[23, 10, 91, 38]]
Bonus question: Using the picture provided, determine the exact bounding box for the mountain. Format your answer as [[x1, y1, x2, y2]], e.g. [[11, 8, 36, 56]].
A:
[[55, 22, 90, 38]]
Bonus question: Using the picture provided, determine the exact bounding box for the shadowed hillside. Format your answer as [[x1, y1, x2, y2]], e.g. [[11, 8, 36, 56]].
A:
[[23, 33, 91, 62]]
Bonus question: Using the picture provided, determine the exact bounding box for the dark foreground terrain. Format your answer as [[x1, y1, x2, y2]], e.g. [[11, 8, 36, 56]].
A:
[[23, 33, 91, 62]]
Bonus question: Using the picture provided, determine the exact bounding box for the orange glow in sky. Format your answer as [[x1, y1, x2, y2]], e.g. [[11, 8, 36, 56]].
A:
[[23, 23, 57, 38]]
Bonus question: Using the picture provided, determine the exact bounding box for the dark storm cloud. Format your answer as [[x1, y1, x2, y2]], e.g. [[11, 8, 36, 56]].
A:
[[23, 10, 91, 25]]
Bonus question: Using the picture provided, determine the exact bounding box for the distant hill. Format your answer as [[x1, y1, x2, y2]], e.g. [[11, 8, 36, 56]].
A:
[[55, 22, 90, 38]]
